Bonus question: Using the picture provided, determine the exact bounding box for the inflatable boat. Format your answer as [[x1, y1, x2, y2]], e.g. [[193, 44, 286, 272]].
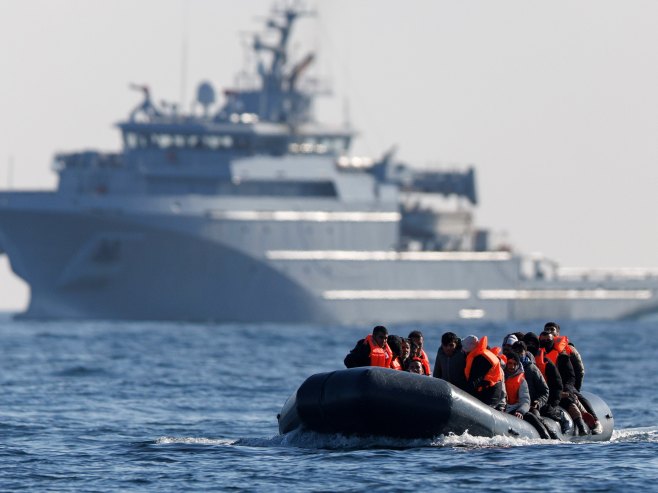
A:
[[278, 367, 614, 441]]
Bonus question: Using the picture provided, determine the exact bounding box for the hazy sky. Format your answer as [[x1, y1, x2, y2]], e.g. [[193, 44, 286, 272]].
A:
[[0, 0, 657, 310]]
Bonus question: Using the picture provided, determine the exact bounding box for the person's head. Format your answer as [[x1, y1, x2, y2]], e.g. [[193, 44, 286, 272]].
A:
[[504, 352, 521, 375], [522, 332, 540, 356], [400, 338, 411, 359], [512, 331, 526, 341], [372, 325, 388, 348], [511, 340, 527, 357], [502, 334, 518, 350], [408, 330, 424, 349], [461, 335, 478, 354], [538, 331, 554, 350], [407, 359, 424, 374], [387, 335, 402, 357], [441, 331, 460, 356], [544, 322, 560, 335]]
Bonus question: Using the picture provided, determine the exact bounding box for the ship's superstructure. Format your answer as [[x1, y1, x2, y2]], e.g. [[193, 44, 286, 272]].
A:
[[0, 6, 656, 323]]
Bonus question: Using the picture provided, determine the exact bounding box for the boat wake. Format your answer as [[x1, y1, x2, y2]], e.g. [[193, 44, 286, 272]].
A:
[[610, 426, 658, 443], [155, 426, 658, 450], [257, 429, 551, 450], [155, 436, 237, 446]]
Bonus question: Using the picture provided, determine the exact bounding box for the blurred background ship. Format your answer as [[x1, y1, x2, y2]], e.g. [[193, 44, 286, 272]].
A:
[[0, 5, 656, 323]]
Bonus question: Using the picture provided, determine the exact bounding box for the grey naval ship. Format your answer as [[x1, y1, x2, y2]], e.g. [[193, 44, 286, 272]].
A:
[[0, 6, 657, 324]]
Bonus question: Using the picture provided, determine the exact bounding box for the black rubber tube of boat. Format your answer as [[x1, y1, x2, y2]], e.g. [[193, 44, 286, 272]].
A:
[[278, 367, 614, 441]]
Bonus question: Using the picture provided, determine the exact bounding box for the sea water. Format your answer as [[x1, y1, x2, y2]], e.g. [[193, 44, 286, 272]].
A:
[[0, 315, 656, 491]]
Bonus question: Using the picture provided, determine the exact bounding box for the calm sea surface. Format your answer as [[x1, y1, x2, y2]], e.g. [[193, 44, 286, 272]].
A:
[[0, 315, 656, 491]]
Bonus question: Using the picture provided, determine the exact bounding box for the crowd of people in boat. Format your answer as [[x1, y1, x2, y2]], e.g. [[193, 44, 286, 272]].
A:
[[344, 322, 603, 438]]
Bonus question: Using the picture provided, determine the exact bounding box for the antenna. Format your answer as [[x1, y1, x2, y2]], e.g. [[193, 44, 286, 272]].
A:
[[180, 0, 190, 110]]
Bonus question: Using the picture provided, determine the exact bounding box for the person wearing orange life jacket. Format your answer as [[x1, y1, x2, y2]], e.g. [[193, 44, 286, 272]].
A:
[[543, 322, 602, 434], [523, 331, 572, 434], [462, 335, 506, 410], [544, 322, 585, 390], [408, 330, 431, 376], [344, 325, 393, 368], [503, 352, 530, 418], [407, 357, 427, 375], [505, 351, 553, 439], [539, 331, 594, 436], [386, 335, 408, 371]]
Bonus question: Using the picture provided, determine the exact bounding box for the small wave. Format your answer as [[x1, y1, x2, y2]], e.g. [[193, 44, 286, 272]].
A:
[[155, 436, 237, 446], [611, 426, 658, 442]]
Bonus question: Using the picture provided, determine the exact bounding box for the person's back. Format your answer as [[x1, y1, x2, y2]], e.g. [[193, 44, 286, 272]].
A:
[[387, 335, 405, 371], [433, 331, 467, 390], [344, 325, 392, 368], [462, 335, 505, 410]]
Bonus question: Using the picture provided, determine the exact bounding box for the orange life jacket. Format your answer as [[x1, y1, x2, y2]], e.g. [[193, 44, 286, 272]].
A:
[[490, 346, 507, 365], [365, 334, 393, 367], [464, 336, 503, 390], [390, 357, 403, 371], [505, 372, 526, 405], [554, 336, 573, 355], [545, 336, 569, 366]]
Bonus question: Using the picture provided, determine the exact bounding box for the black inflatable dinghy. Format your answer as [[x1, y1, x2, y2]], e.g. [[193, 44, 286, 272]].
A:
[[278, 367, 614, 441]]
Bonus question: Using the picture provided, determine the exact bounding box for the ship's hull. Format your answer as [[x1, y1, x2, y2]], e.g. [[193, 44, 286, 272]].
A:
[[0, 196, 656, 323]]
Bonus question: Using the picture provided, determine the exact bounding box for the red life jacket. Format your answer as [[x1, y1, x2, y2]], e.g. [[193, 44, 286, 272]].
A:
[[390, 357, 403, 371], [464, 336, 503, 390], [535, 348, 547, 378], [505, 372, 526, 405], [364, 334, 393, 367]]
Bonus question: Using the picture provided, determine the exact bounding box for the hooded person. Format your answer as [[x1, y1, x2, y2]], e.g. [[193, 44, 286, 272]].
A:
[[512, 341, 549, 413], [462, 335, 506, 410], [512, 340, 554, 439], [503, 352, 530, 418]]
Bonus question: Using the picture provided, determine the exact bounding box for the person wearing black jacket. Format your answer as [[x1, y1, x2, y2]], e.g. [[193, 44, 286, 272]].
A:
[[544, 322, 585, 390], [523, 332, 571, 434], [344, 325, 391, 368], [432, 331, 468, 390], [539, 331, 590, 436], [543, 322, 602, 434]]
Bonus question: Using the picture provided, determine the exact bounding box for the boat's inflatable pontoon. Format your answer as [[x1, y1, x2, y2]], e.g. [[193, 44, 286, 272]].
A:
[[278, 367, 614, 441]]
